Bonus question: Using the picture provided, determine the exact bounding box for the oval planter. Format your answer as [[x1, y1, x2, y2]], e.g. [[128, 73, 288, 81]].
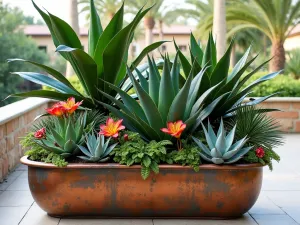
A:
[[21, 156, 263, 219]]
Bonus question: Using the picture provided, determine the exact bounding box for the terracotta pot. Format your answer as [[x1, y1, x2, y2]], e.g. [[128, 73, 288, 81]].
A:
[[21, 156, 263, 219]]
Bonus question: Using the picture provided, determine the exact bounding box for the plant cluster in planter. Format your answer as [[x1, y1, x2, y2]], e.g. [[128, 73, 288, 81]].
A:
[[9, 0, 284, 219]]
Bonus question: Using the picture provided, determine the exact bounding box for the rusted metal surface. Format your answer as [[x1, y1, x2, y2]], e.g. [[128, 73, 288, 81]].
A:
[[21, 156, 263, 218]]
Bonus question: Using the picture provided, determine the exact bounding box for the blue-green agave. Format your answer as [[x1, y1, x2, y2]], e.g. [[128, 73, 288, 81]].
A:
[[78, 133, 117, 162], [192, 119, 253, 164]]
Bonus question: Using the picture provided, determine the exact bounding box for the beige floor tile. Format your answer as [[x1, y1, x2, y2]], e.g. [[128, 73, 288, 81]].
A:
[[7, 177, 30, 191], [252, 214, 298, 225], [281, 207, 300, 224], [262, 174, 300, 191], [265, 191, 300, 207], [59, 219, 153, 225], [15, 164, 28, 171], [0, 206, 29, 225], [0, 190, 34, 207], [0, 171, 22, 191], [249, 194, 285, 215], [19, 203, 59, 225], [153, 214, 257, 225]]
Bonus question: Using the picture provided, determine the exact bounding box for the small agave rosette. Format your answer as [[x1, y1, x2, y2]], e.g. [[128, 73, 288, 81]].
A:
[[193, 119, 253, 164]]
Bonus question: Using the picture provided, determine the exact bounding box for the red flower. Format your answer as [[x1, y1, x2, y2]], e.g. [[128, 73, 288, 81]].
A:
[[60, 97, 83, 114], [46, 102, 67, 117], [255, 147, 265, 158], [34, 128, 46, 139], [124, 134, 129, 142], [161, 120, 186, 139], [99, 118, 125, 138]]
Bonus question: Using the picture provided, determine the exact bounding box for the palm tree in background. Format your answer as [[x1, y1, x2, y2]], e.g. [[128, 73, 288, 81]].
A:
[[226, 0, 300, 71], [66, 0, 79, 78], [78, 0, 122, 25], [213, 0, 226, 60]]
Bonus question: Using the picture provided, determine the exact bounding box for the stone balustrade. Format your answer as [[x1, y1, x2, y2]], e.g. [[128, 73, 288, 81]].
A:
[[0, 98, 50, 181]]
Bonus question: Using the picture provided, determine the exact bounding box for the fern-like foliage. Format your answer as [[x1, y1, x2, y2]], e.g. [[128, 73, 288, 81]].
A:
[[243, 146, 280, 170], [228, 106, 284, 148], [112, 132, 172, 179], [20, 132, 67, 167]]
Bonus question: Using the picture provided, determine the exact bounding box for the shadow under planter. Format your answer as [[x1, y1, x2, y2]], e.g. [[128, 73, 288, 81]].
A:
[[21, 156, 263, 219]]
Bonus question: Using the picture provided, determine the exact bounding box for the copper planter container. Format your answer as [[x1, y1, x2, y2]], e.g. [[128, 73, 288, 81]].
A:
[[21, 156, 263, 219]]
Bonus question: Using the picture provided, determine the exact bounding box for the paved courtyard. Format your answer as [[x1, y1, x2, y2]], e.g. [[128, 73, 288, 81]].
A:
[[0, 134, 299, 225]]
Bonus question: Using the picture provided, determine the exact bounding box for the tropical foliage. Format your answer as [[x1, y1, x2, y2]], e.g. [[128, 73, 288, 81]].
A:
[[286, 49, 300, 79], [7, 0, 167, 109]]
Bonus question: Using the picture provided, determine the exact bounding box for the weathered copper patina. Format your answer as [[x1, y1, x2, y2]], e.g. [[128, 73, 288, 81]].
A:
[[21, 156, 263, 218]]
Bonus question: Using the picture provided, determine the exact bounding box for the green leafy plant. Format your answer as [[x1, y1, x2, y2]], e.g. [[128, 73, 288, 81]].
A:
[[286, 49, 300, 79], [100, 54, 225, 141], [112, 133, 173, 179], [244, 146, 280, 170], [34, 113, 90, 158], [192, 119, 252, 164], [174, 32, 280, 118], [78, 133, 118, 162], [228, 106, 283, 148], [20, 132, 67, 167], [6, 0, 166, 108]]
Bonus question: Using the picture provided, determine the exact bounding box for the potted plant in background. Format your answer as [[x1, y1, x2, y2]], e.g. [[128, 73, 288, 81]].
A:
[[9, 0, 283, 219]]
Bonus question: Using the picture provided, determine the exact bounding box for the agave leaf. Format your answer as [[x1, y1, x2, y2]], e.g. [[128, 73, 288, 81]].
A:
[[135, 68, 149, 93], [215, 119, 226, 154], [225, 125, 236, 152], [50, 129, 65, 148], [103, 142, 118, 157], [7, 90, 94, 107], [158, 57, 175, 122], [78, 145, 93, 158], [7, 59, 74, 89], [210, 39, 234, 86], [171, 52, 180, 93], [65, 118, 76, 141], [202, 32, 216, 75], [211, 148, 222, 158], [78, 156, 93, 161], [88, 0, 103, 56], [212, 157, 224, 164], [224, 146, 253, 164], [127, 66, 164, 137], [227, 45, 251, 81], [190, 32, 203, 65], [167, 62, 195, 122], [31, 0, 59, 48], [102, 6, 153, 92], [199, 151, 213, 162], [11, 72, 78, 95], [207, 120, 217, 144], [104, 81, 148, 122], [64, 139, 77, 153], [99, 157, 110, 162], [192, 136, 211, 156], [94, 3, 124, 76], [48, 12, 82, 49], [147, 55, 161, 105], [201, 123, 215, 150], [56, 45, 98, 100], [130, 41, 169, 70], [37, 141, 65, 154], [174, 39, 192, 78]]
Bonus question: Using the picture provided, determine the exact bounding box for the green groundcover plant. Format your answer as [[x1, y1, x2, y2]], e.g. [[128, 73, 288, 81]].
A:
[[14, 0, 284, 180]]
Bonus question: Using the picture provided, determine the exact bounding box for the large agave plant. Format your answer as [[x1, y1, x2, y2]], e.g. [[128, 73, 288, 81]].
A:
[[175, 32, 281, 118], [6, 0, 166, 108], [192, 119, 253, 164], [99, 54, 227, 141]]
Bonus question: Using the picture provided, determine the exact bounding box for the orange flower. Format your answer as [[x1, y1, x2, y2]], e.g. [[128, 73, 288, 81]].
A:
[[99, 118, 125, 138], [46, 103, 67, 117], [60, 97, 83, 114], [161, 120, 186, 139]]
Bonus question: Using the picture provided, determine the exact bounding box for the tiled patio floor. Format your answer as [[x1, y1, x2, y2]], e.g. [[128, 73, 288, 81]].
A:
[[1, 134, 300, 225]]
